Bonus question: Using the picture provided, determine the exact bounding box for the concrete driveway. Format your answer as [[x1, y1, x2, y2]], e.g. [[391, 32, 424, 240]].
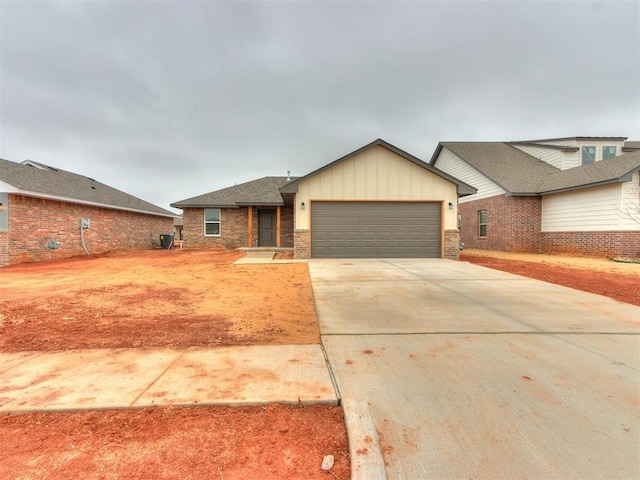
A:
[[310, 258, 640, 479]]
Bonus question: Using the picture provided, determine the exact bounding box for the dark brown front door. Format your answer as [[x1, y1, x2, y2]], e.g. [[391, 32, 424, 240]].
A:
[[258, 210, 276, 246]]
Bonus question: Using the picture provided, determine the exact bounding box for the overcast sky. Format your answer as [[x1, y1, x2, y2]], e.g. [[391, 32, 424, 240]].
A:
[[1, 0, 638, 213]]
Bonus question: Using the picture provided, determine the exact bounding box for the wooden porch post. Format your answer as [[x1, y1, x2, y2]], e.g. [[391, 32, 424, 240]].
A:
[[276, 206, 281, 248], [247, 206, 253, 247]]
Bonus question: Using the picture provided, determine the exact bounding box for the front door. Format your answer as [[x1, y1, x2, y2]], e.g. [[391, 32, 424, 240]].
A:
[[258, 210, 276, 246]]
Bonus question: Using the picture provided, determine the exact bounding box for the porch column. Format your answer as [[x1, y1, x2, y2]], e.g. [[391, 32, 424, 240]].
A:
[[276, 206, 281, 248], [247, 206, 253, 247]]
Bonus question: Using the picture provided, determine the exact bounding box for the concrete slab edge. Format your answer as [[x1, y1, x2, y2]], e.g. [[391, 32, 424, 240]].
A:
[[0, 398, 340, 416], [342, 398, 387, 480]]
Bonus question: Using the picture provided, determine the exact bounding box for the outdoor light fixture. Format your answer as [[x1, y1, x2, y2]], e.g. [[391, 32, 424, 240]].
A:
[[448, 202, 454, 210], [0, 202, 4, 212], [300, 202, 306, 210]]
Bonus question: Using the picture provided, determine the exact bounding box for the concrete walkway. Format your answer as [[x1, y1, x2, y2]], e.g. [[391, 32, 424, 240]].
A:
[[310, 258, 640, 479], [0, 345, 337, 413]]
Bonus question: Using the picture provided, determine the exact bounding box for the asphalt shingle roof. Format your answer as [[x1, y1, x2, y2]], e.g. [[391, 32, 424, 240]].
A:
[[439, 142, 559, 194], [0, 158, 175, 217], [538, 149, 640, 193], [171, 176, 298, 208], [437, 142, 640, 195]]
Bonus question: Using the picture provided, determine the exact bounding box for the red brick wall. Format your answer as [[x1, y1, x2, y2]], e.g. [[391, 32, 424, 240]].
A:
[[444, 229, 460, 260], [540, 231, 640, 257], [294, 229, 309, 258], [182, 206, 294, 249], [4, 194, 174, 265], [0, 231, 8, 266], [459, 194, 639, 257], [459, 196, 541, 252]]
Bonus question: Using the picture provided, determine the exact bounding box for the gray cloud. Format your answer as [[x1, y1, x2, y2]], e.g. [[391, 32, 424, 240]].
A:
[[1, 0, 638, 211]]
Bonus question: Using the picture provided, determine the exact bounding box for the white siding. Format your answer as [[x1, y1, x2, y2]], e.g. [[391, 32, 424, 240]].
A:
[[295, 145, 458, 230], [434, 147, 505, 203], [516, 139, 625, 170], [621, 172, 640, 230], [512, 145, 565, 169], [542, 184, 624, 232]]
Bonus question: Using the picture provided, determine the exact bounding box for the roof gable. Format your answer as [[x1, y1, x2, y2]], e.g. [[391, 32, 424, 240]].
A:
[[435, 142, 559, 194], [432, 142, 640, 195], [0, 158, 175, 217], [281, 138, 476, 196], [171, 176, 297, 208]]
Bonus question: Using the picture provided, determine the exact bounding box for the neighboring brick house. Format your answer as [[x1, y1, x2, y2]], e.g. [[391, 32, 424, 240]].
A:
[[0, 159, 176, 266], [430, 137, 640, 257], [172, 139, 475, 259]]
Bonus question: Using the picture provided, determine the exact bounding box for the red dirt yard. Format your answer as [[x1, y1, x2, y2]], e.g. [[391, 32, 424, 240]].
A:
[[1, 247, 638, 479], [0, 248, 349, 479]]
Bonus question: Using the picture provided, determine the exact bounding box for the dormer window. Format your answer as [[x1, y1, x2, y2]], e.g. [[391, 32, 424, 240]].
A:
[[581, 146, 596, 165], [602, 146, 616, 160]]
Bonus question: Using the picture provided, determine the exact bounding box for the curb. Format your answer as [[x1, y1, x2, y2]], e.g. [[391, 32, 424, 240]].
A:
[[342, 398, 387, 480]]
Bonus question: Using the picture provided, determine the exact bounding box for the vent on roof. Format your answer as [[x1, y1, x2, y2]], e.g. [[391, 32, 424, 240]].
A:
[[22, 160, 60, 172], [87, 177, 97, 189], [287, 170, 291, 181]]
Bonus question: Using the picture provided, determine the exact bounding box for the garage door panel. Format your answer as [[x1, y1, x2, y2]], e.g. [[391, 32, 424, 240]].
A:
[[311, 201, 441, 258]]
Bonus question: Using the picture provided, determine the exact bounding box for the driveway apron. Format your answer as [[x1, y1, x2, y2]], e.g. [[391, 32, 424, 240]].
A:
[[310, 258, 640, 479]]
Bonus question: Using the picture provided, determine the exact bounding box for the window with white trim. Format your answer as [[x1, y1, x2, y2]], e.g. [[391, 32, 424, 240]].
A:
[[478, 210, 487, 237], [602, 146, 616, 160], [581, 146, 596, 165], [204, 208, 221, 236]]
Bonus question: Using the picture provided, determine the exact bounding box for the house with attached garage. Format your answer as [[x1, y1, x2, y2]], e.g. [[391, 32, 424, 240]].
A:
[[0, 158, 176, 266], [429, 137, 640, 258], [171, 139, 476, 259]]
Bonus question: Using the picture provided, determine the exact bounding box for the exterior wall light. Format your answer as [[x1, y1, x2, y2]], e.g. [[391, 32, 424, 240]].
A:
[[0, 202, 4, 212], [448, 202, 454, 210], [300, 202, 305, 210]]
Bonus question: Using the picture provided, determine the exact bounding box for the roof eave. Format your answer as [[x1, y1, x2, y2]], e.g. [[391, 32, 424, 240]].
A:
[[540, 177, 632, 196], [10, 189, 175, 218], [285, 139, 475, 194], [170, 203, 239, 209]]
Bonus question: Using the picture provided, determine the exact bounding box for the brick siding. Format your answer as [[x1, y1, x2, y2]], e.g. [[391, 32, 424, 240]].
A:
[[183, 206, 294, 249], [459, 196, 541, 252], [294, 229, 310, 258], [459, 195, 639, 257], [443, 229, 460, 260], [0, 231, 8, 266], [540, 231, 640, 257], [3, 194, 174, 266]]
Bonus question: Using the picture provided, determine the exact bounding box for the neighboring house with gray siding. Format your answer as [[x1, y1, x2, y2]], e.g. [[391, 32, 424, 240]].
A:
[[0, 158, 176, 266], [172, 139, 475, 259], [430, 137, 640, 257]]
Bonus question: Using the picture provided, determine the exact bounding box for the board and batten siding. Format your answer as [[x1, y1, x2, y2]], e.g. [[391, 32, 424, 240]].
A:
[[542, 183, 629, 232], [434, 147, 505, 202], [295, 145, 458, 230]]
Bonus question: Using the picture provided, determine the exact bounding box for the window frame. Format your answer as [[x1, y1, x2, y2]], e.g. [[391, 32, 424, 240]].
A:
[[581, 146, 596, 165], [204, 208, 221, 236], [478, 210, 487, 238], [602, 146, 616, 160]]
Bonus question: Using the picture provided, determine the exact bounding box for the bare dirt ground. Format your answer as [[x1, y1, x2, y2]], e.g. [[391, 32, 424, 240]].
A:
[[460, 249, 640, 306], [3, 247, 638, 479], [0, 248, 349, 479], [0, 248, 319, 352]]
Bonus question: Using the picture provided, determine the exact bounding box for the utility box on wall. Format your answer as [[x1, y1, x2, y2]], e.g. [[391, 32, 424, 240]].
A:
[[79, 218, 91, 229]]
